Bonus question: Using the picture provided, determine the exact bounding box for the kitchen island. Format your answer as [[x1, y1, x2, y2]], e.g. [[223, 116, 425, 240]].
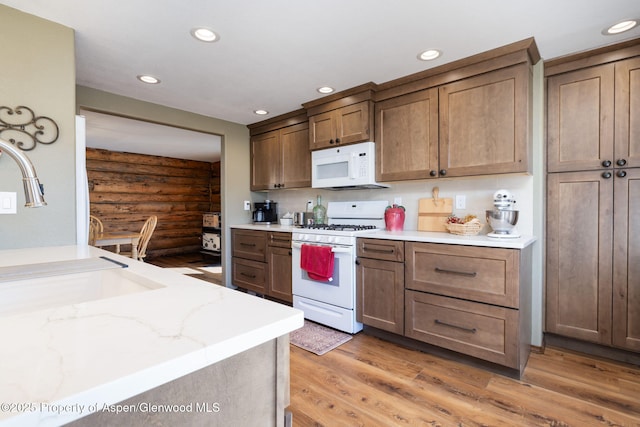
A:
[[0, 245, 303, 427]]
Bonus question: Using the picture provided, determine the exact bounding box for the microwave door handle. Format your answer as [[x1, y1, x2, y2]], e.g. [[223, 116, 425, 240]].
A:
[[349, 152, 358, 179]]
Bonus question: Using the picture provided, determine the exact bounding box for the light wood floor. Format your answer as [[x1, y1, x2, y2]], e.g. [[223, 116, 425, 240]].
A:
[[147, 252, 222, 285], [145, 254, 640, 426], [289, 332, 640, 427]]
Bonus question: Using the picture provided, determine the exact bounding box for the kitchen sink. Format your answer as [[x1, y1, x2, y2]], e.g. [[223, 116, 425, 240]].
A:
[[0, 258, 165, 317]]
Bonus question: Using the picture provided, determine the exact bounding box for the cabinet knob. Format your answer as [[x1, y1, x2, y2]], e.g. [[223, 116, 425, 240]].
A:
[[617, 159, 627, 167], [429, 170, 437, 177], [602, 160, 612, 167], [335, 138, 340, 144], [602, 171, 612, 179], [355, 258, 360, 266], [329, 139, 335, 144], [439, 169, 447, 176], [617, 170, 627, 178]]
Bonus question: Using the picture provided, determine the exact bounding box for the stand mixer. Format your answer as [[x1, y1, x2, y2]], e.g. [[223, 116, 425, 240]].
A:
[[486, 189, 521, 238]]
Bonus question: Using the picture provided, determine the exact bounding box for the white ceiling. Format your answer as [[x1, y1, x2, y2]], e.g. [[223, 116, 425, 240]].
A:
[[3, 0, 640, 160]]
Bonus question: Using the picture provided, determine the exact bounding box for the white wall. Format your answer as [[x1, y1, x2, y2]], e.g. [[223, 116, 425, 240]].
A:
[[0, 5, 77, 249]]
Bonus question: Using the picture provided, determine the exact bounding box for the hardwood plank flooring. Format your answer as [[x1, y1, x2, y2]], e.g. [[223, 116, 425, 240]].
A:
[[289, 333, 640, 427], [140, 254, 640, 426], [147, 252, 222, 285]]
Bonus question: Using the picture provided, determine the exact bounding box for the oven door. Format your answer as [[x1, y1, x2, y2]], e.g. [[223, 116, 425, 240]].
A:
[[291, 241, 355, 309]]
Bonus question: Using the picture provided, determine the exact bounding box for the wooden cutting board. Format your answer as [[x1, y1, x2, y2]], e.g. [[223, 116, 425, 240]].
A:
[[418, 187, 453, 232]]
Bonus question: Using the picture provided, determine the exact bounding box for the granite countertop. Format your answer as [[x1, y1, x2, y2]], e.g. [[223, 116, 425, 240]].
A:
[[0, 245, 303, 427], [230, 224, 536, 249]]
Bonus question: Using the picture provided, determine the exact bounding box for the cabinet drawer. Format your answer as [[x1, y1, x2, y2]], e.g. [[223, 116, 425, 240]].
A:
[[405, 242, 519, 308], [232, 229, 267, 262], [405, 290, 518, 368], [357, 238, 404, 262], [268, 231, 291, 248], [232, 257, 267, 294]]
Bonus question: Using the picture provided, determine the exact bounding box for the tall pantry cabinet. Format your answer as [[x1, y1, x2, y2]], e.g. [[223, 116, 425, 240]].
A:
[[545, 39, 640, 353]]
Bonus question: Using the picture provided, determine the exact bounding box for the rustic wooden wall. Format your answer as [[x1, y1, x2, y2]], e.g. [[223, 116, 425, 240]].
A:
[[86, 148, 221, 258]]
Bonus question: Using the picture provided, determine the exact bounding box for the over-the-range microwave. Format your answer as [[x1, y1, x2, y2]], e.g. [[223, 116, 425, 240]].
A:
[[311, 141, 389, 190]]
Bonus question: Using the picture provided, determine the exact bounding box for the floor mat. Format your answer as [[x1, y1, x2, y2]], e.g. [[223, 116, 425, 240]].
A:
[[289, 320, 353, 355]]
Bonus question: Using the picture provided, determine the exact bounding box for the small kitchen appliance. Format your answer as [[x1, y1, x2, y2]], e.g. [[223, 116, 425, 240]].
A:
[[253, 200, 278, 224], [486, 189, 520, 238]]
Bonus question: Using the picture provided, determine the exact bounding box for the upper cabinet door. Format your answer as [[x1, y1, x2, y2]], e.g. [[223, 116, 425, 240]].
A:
[[250, 130, 280, 191], [335, 101, 372, 145], [375, 88, 439, 181], [439, 64, 530, 177], [547, 64, 615, 172], [308, 110, 335, 150], [280, 121, 311, 189], [615, 56, 640, 169]]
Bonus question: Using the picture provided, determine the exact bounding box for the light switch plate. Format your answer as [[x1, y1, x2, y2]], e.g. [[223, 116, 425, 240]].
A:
[[0, 192, 17, 214]]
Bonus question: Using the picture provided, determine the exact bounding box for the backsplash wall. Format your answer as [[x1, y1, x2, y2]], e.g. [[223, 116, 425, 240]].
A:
[[265, 173, 534, 235]]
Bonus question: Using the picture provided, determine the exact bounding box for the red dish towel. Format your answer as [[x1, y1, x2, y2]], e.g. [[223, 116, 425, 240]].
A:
[[300, 244, 335, 281]]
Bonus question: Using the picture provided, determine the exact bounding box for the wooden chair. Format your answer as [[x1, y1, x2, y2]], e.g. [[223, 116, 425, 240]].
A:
[[88, 215, 104, 246], [121, 215, 158, 261]]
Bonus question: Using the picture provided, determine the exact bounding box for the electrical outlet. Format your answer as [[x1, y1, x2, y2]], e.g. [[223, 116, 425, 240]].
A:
[[455, 195, 466, 210], [0, 192, 17, 214], [243, 200, 251, 211], [393, 197, 402, 206], [307, 200, 314, 210]]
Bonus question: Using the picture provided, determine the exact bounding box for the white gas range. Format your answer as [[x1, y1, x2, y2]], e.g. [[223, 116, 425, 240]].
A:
[[291, 200, 388, 333]]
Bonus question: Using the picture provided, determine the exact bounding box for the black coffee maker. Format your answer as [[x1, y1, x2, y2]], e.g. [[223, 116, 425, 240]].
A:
[[253, 200, 278, 224]]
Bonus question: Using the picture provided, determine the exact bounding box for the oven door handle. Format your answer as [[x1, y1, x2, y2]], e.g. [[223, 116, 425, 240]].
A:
[[292, 242, 352, 254]]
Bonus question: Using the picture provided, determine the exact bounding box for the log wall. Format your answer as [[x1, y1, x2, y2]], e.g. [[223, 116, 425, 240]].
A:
[[86, 148, 221, 258]]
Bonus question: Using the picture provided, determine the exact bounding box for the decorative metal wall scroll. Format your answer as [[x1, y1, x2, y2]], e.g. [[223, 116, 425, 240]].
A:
[[0, 106, 59, 151]]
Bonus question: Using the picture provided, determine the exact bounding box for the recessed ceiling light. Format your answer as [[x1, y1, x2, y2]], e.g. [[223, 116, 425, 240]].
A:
[[191, 27, 219, 42], [137, 75, 160, 84], [317, 86, 334, 94], [254, 109, 269, 115], [603, 19, 638, 35], [418, 49, 441, 61]]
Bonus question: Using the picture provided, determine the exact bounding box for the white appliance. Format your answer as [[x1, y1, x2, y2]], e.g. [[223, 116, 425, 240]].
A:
[[202, 232, 221, 251], [291, 200, 388, 333], [486, 189, 521, 238], [311, 141, 389, 190]]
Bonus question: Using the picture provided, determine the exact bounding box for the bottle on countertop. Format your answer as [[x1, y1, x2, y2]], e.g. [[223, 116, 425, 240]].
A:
[[312, 195, 326, 225]]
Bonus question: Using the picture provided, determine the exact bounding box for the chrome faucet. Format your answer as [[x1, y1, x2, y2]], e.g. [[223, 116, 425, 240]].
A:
[[0, 138, 46, 207]]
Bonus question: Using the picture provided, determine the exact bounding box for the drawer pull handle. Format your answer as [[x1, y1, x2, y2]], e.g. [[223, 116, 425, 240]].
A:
[[240, 272, 256, 279], [434, 267, 477, 277], [363, 247, 395, 254], [240, 242, 256, 247], [435, 319, 477, 333]]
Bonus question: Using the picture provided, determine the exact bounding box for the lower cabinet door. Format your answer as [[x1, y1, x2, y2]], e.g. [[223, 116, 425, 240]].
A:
[[405, 290, 519, 368], [268, 246, 292, 303], [356, 257, 404, 334]]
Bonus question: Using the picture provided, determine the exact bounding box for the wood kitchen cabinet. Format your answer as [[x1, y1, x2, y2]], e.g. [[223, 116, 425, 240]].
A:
[[546, 169, 640, 352], [303, 83, 376, 151], [248, 110, 310, 191], [545, 39, 640, 354], [267, 232, 292, 303], [404, 242, 531, 373], [375, 89, 439, 181], [547, 52, 640, 172], [438, 64, 530, 177], [231, 229, 268, 294], [231, 229, 293, 303], [308, 101, 373, 150], [356, 238, 405, 334], [375, 39, 537, 182]]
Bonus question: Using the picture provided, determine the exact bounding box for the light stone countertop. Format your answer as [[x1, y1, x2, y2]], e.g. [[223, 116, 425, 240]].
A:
[[231, 224, 536, 249], [0, 245, 303, 427]]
